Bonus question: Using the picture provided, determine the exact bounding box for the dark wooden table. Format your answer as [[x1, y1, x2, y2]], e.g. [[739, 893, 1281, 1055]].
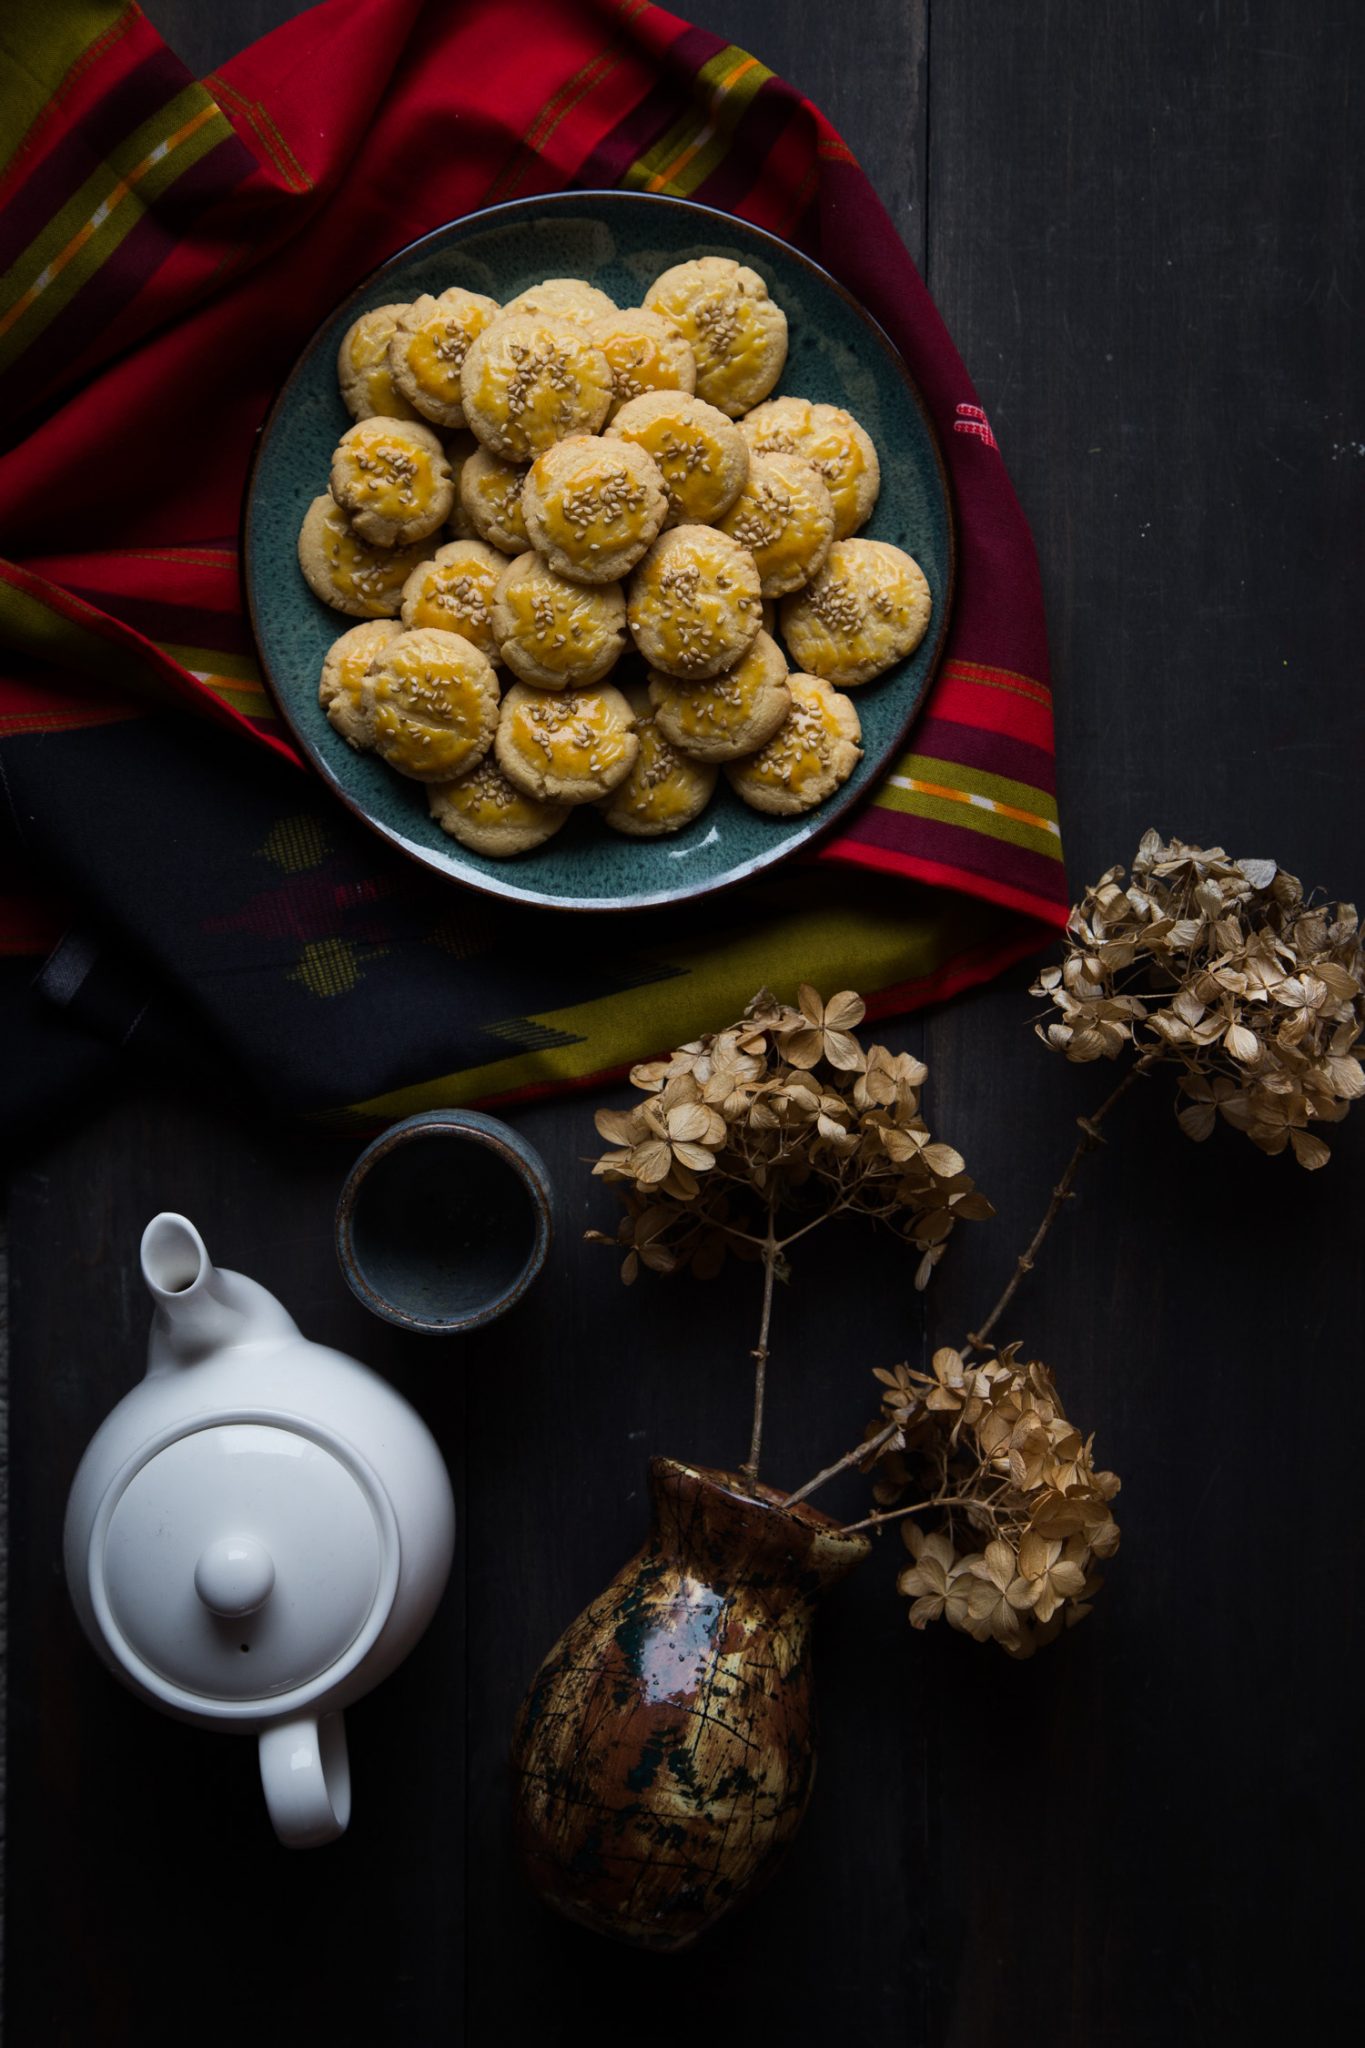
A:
[[7, 2, 1363, 2041]]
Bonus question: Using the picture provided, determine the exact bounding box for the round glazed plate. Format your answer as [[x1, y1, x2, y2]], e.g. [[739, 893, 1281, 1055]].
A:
[[244, 192, 954, 912]]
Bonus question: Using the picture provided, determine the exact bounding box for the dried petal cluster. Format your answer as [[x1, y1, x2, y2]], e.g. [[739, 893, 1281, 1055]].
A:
[[872, 1346, 1120, 1658], [588, 986, 991, 1286], [1034, 831, 1365, 1165]]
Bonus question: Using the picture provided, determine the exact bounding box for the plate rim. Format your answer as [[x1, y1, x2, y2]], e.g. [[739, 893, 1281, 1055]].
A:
[[242, 187, 957, 915]]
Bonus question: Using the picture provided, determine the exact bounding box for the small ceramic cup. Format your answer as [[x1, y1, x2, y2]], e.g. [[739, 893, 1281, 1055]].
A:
[[335, 1109, 553, 1334]]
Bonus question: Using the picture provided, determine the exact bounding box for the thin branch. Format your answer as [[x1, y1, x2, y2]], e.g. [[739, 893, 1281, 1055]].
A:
[[781, 1049, 1158, 1510], [740, 1210, 779, 1479], [961, 1049, 1158, 1358], [838, 1491, 977, 1537], [775, 1202, 850, 1250], [780, 1421, 899, 1507]]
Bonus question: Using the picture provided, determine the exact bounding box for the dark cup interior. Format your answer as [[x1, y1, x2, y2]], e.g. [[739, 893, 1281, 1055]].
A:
[[344, 1128, 542, 1329]]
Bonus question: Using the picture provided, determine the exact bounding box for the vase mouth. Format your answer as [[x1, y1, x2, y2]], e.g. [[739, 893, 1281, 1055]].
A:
[[648, 1458, 871, 1566]]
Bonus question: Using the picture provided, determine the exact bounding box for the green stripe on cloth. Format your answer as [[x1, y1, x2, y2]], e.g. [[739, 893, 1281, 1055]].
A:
[[898, 750, 1060, 827], [324, 879, 1015, 1127], [878, 774, 1062, 861], [0, 83, 232, 372], [624, 42, 772, 196], [0, 572, 169, 705], [0, 1, 129, 174], [155, 643, 273, 721]]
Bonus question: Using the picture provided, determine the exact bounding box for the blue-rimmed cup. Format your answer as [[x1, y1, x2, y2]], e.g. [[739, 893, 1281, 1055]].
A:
[[335, 1109, 553, 1334]]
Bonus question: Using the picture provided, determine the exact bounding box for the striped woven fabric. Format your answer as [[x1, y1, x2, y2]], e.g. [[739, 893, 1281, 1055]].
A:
[[0, 0, 1066, 1131]]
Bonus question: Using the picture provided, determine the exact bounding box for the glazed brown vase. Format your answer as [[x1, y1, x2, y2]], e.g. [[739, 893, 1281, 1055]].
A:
[[509, 1457, 870, 1951]]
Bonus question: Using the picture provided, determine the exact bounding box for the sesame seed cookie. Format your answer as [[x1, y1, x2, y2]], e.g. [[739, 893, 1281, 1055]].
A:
[[589, 307, 697, 420], [627, 524, 762, 682], [499, 278, 618, 327], [599, 685, 717, 837], [716, 451, 836, 598], [491, 551, 627, 690], [427, 755, 571, 858], [399, 538, 505, 659], [317, 620, 401, 747], [459, 446, 531, 554], [522, 434, 668, 583], [337, 303, 421, 421], [390, 286, 500, 429], [329, 417, 454, 546], [740, 397, 880, 540], [725, 674, 863, 815], [460, 315, 614, 463], [495, 681, 638, 804], [606, 390, 748, 527], [780, 538, 932, 686], [643, 256, 787, 418], [363, 626, 500, 783], [647, 629, 791, 763], [297, 493, 438, 618]]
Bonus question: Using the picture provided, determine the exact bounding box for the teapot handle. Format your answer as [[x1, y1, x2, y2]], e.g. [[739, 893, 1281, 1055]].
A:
[[258, 1712, 351, 1848]]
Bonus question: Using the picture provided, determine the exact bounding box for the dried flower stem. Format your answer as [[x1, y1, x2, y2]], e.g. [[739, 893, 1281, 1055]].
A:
[[788, 1051, 1159, 1517], [962, 1049, 1158, 1359], [741, 1213, 779, 1479], [839, 1492, 976, 1538], [781, 1422, 900, 1507]]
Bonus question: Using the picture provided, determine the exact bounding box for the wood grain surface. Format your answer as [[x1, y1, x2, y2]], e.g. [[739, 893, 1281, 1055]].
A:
[[6, 2, 1363, 2042]]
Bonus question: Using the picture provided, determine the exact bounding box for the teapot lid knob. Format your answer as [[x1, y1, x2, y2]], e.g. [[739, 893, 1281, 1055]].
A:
[[194, 1535, 275, 1618]]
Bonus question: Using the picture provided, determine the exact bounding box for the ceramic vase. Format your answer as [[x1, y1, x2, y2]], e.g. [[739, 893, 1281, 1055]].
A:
[[510, 1457, 870, 1950]]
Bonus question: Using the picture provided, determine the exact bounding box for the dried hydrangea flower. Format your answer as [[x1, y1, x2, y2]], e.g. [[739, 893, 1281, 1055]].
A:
[[586, 986, 989, 1473], [872, 1344, 1119, 1658], [587, 985, 991, 1291], [1033, 830, 1365, 1165]]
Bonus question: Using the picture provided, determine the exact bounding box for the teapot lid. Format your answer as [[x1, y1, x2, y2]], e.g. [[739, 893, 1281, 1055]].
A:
[[89, 1419, 400, 1716]]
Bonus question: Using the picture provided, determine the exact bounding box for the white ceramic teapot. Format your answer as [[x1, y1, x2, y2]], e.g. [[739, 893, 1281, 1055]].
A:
[[64, 1212, 456, 1848]]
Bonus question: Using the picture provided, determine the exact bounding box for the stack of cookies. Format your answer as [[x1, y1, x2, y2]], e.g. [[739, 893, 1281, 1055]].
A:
[[297, 258, 932, 860]]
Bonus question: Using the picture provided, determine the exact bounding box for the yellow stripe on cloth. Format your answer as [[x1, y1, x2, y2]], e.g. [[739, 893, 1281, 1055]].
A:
[[626, 44, 771, 198], [0, 91, 227, 368], [323, 877, 1009, 1127]]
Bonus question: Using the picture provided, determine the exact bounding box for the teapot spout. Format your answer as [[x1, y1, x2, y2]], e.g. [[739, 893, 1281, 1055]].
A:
[[142, 1213, 211, 1299], [141, 1214, 296, 1369]]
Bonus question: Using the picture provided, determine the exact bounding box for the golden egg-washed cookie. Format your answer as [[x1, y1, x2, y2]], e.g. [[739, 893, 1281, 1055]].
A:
[[599, 684, 717, 837], [459, 445, 531, 554], [444, 430, 481, 538], [337, 304, 420, 421], [643, 256, 787, 418], [522, 434, 667, 583], [741, 397, 880, 540], [318, 621, 402, 747], [628, 525, 762, 682], [399, 538, 505, 659], [590, 307, 697, 420], [329, 417, 453, 546], [390, 287, 500, 429], [460, 315, 613, 462], [716, 451, 835, 598], [781, 538, 932, 686], [647, 630, 791, 763], [491, 552, 627, 689], [606, 390, 748, 527], [297, 494, 438, 618], [427, 755, 570, 857], [495, 681, 638, 804], [726, 674, 862, 815], [364, 627, 500, 782], [499, 278, 618, 327]]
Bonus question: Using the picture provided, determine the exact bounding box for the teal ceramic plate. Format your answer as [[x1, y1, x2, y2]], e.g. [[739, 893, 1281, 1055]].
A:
[[244, 192, 954, 912]]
